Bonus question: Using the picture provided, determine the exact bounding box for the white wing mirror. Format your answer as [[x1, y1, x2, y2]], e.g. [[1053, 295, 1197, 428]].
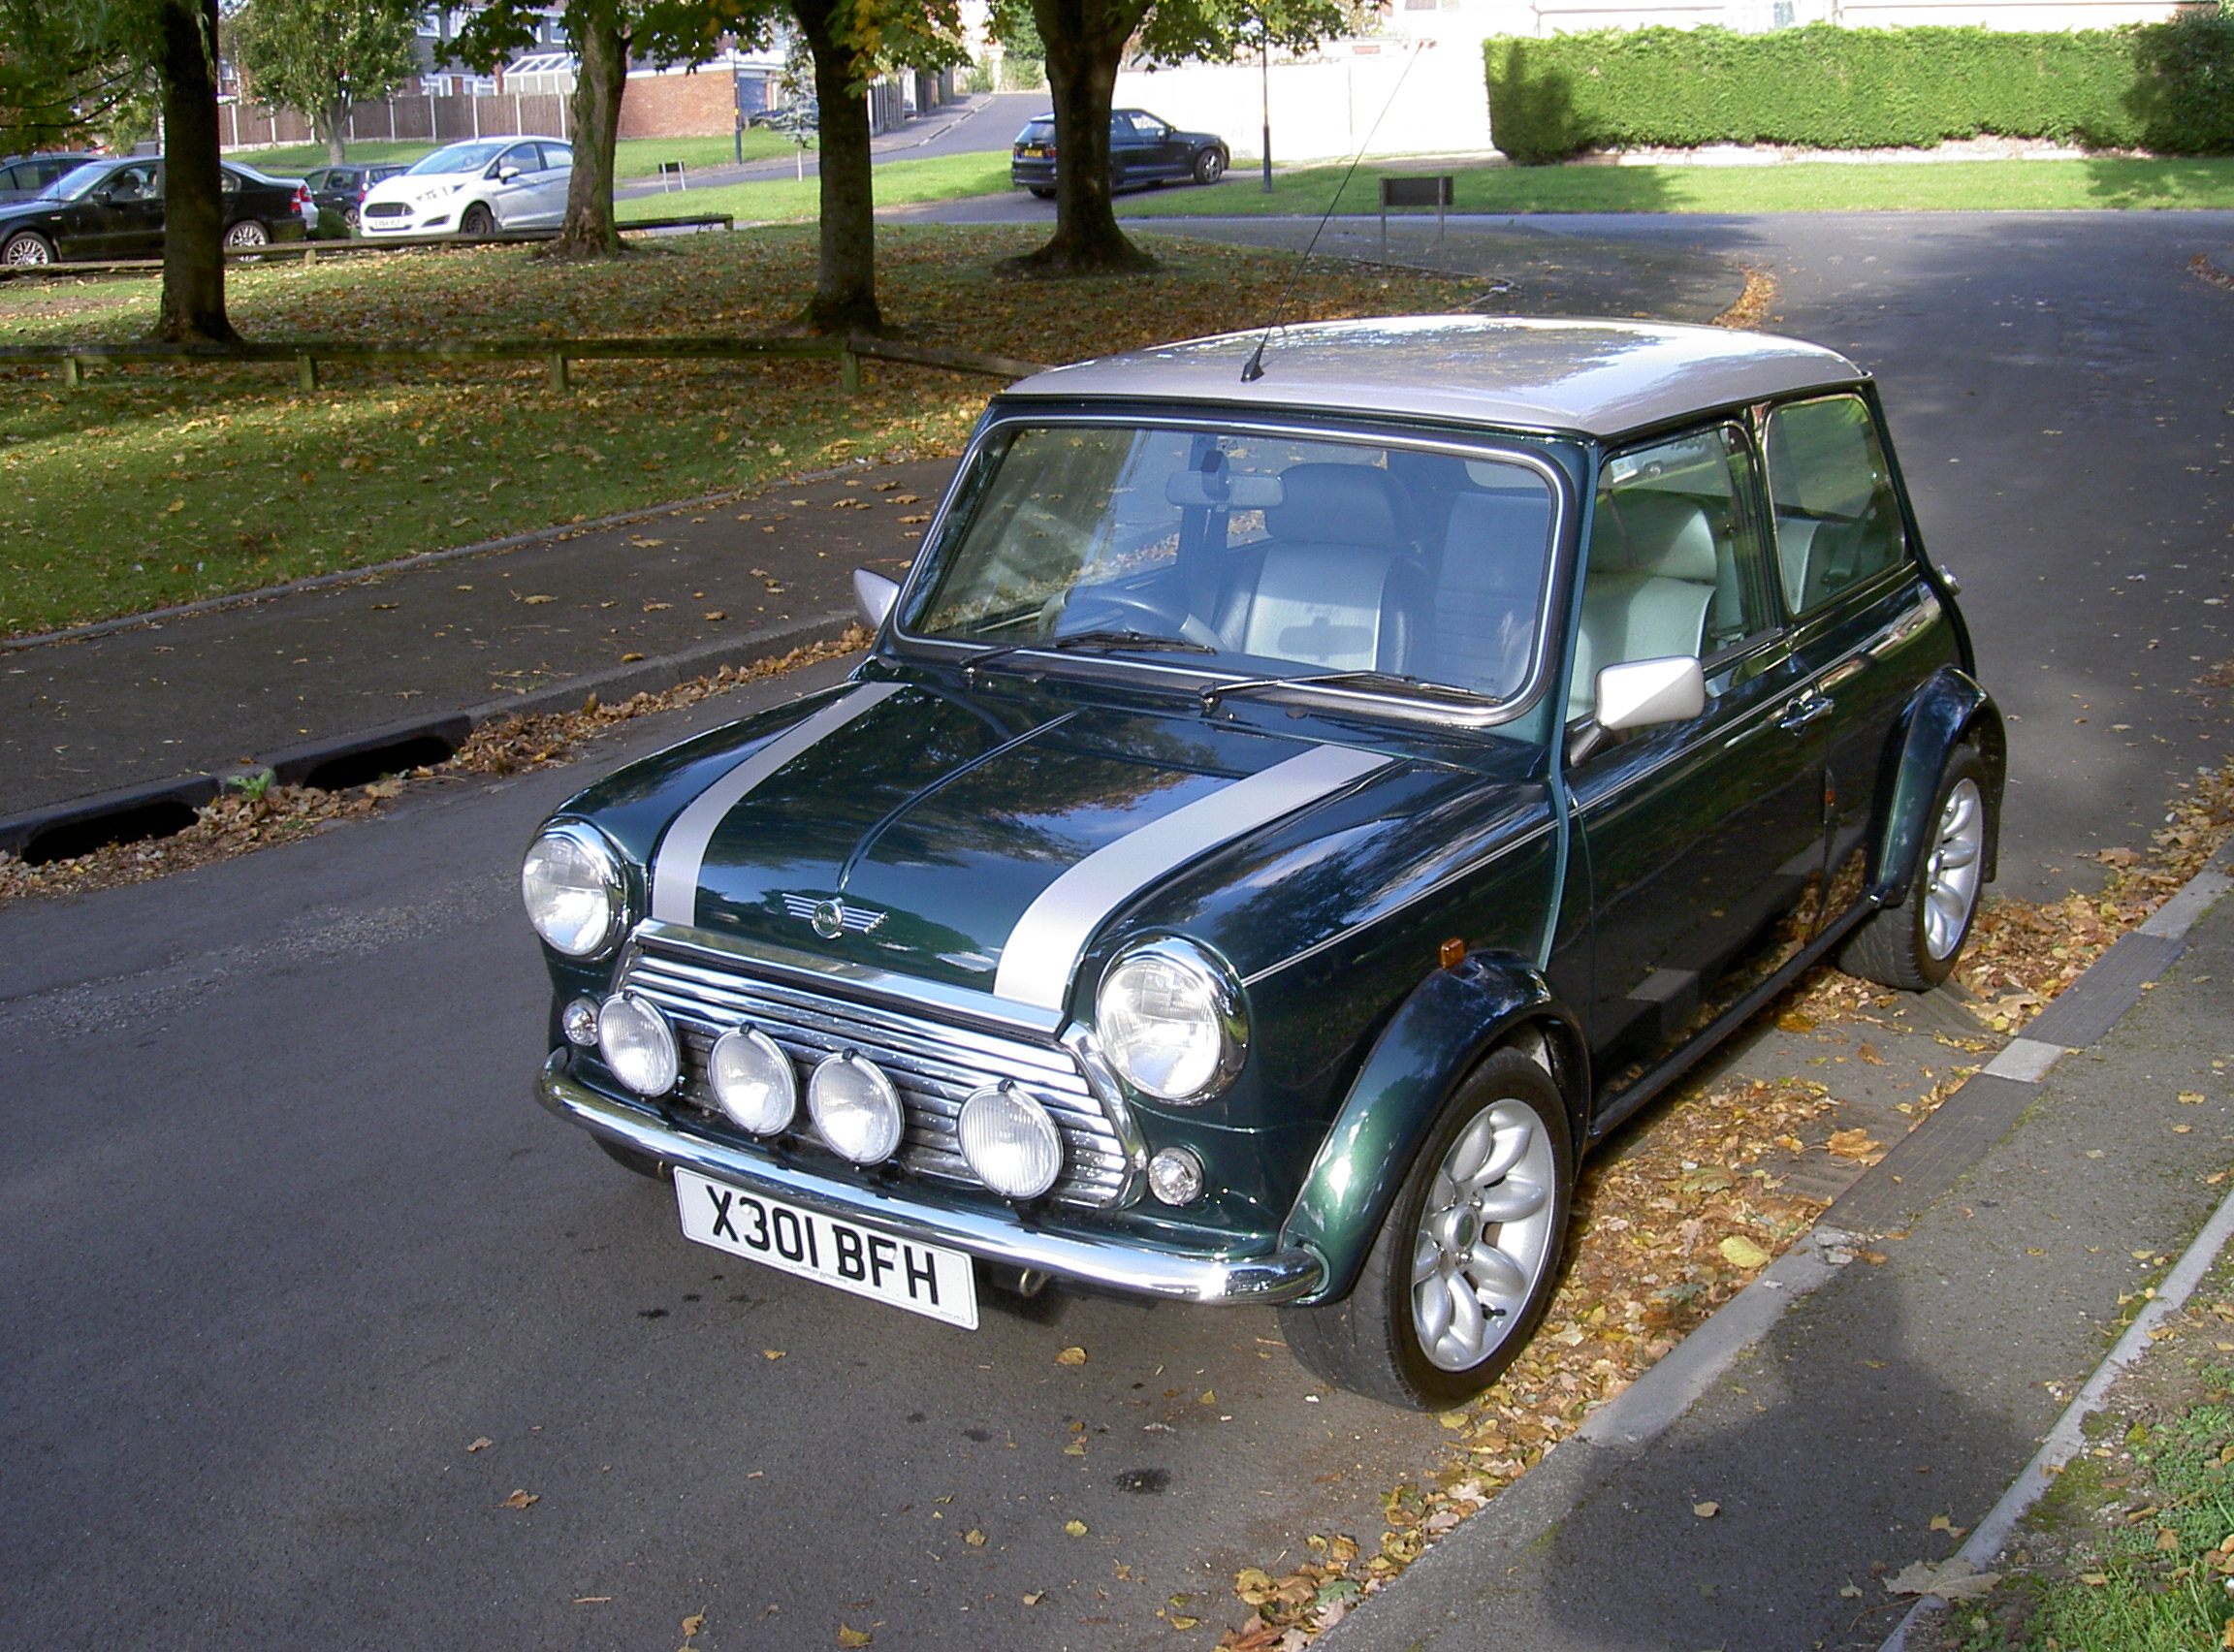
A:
[[852, 568, 899, 628], [1594, 655, 1706, 732]]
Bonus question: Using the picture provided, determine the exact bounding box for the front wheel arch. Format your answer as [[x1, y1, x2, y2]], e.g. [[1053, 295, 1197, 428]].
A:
[[1280, 1045, 1575, 1408], [1280, 957, 1587, 1305]]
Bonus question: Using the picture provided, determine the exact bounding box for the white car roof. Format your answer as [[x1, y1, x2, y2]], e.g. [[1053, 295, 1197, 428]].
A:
[[998, 316, 1867, 439]]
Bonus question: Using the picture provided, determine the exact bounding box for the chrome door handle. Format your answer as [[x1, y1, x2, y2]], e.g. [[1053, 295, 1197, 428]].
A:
[[1777, 691, 1835, 732]]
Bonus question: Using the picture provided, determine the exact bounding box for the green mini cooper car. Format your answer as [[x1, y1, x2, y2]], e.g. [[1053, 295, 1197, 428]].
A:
[[522, 317, 2002, 1409]]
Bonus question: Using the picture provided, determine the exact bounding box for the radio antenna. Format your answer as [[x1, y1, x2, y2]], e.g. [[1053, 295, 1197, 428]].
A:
[[1240, 35, 1430, 384]]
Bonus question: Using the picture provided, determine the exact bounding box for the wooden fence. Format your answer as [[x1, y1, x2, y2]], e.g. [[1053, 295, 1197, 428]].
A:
[[0, 334, 1047, 395]]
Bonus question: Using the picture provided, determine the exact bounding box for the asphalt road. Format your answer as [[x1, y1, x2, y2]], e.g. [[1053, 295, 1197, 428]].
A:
[[5, 210, 2232, 1649]]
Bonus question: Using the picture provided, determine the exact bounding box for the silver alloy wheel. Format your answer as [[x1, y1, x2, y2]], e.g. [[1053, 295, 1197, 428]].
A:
[[3, 233, 52, 266], [1922, 776, 1986, 959], [224, 220, 269, 248], [1411, 1098, 1557, 1371]]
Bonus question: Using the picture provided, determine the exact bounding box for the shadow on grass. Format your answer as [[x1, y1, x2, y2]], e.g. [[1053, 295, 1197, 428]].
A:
[[2078, 156, 2234, 207]]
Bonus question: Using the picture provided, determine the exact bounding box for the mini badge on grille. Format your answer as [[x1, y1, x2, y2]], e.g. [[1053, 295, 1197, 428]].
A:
[[782, 893, 887, 939]]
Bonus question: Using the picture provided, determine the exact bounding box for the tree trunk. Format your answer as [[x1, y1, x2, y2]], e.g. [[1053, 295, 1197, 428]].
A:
[[321, 93, 349, 165], [1007, 0, 1155, 277], [152, 0, 235, 344], [793, 0, 881, 335], [548, 4, 627, 260]]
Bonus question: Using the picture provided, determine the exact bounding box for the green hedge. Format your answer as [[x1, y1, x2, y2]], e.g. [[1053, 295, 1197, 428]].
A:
[[1484, 17, 2234, 164]]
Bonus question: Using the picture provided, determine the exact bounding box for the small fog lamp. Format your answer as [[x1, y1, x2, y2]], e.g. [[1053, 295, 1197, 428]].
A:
[[807, 1050, 905, 1165], [561, 997, 600, 1047], [709, 1027, 797, 1135], [597, 992, 679, 1096], [957, 1084, 1065, 1200], [1147, 1147, 1206, 1207]]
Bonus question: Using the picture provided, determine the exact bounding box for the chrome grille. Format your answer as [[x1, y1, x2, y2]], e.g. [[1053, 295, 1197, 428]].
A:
[[619, 941, 1132, 1208]]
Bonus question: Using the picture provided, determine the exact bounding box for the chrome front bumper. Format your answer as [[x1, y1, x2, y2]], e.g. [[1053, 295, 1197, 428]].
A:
[[537, 1053, 1326, 1307]]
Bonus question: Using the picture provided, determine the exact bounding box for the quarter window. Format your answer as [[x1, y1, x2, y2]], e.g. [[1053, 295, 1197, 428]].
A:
[[1763, 395, 1907, 615]]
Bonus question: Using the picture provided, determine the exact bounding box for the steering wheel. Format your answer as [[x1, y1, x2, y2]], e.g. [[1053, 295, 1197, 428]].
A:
[[1061, 587, 1222, 651]]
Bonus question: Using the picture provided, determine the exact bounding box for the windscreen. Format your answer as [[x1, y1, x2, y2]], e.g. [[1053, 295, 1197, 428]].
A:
[[905, 425, 1557, 704], [405, 141, 510, 176]]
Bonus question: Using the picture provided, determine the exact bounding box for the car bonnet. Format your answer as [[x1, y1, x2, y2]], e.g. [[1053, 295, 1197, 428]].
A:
[[625, 681, 1414, 1011]]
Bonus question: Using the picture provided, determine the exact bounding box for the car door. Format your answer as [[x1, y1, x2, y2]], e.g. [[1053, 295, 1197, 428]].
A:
[[528, 142, 572, 223], [1561, 423, 1828, 1106], [1108, 112, 1155, 187], [1760, 391, 1947, 930], [485, 142, 543, 227], [81, 161, 165, 258]]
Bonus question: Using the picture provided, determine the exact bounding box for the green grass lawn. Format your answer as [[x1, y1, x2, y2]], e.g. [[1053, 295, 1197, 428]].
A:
[[0, 225, 1469, 637], [622, 151, 1013, 224], [1113, 155, 2234, 216], [230, 128, 795, 183]]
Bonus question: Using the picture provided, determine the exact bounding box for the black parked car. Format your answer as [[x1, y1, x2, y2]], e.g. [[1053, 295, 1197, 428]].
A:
[[0, 152, 101, 203], [520, 316, 2003, 1409], [1011, 108, 1229, 198], [0, 157, 313, 266], [300, 162, 407, 237]]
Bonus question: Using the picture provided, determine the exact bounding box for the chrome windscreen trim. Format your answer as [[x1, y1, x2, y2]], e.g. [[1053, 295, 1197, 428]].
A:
[[992, 742, 1393, 1010], [539, 1056, 1322, 1305], [650, 682, 904, 926]]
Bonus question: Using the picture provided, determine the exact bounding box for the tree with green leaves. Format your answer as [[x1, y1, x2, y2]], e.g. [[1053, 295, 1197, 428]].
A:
[[997, 0, 1347, 277], [0, 0, 236, 341], [788, 0, 964, 334], [228, 0, 424, 166]]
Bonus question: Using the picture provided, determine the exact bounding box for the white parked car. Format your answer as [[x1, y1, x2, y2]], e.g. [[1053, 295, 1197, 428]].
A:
[[358, 137, 571, 238]]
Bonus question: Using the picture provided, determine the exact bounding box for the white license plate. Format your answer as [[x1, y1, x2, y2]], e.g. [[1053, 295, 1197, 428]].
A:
[[674, 1168, 978, 1330]]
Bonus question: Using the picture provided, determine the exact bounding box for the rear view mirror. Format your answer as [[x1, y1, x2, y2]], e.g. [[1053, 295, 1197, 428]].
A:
[[1595, 654, 1705, 731], [852, 568, 899, 628]]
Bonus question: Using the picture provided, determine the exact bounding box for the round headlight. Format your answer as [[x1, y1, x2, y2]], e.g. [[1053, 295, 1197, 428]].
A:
[[1095, 937, 1246, 1102], [807, 1050, 905, 1165], [597, 992, 678, 1096], [957, 1083, 1065, 1200], [522, 823, 625, 957], [709, 1027, 797, 1135]]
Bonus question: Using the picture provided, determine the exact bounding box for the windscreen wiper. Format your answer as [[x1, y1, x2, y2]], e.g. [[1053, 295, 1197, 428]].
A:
[[1198, 669, 1491, 714], [962, 629, 1215, 681]]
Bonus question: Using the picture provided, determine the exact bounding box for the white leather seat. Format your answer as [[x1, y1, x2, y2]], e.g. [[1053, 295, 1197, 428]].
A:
[[1568, 492, 1718, 721]]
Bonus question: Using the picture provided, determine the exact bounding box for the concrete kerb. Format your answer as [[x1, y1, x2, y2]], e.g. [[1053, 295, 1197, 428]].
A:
[[1322, 834, 2234, 1650], [0, 608, 856, 860]]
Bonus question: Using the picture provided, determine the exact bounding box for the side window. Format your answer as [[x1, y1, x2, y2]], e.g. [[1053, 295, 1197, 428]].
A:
[[1570, 426, 1770, 722], [1763, 395, 1907, 615], [539, 143, 571, 172]]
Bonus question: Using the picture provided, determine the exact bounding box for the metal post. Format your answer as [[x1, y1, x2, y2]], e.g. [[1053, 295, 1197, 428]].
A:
[[1260, 34, 1273, 194]]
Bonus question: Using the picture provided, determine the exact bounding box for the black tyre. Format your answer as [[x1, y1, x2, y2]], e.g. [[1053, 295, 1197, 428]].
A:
[[342, 206, 362, 236], [596, 1135, 671, 1181], [1838, 744, 1989, 991], [460, 204, 495, 238], [3, 230, 56, 266], [1280, 1046, 1572, 1410], [1027, 186, 1055, 200], [1192, 147, 1226, 186], [222, 218, 270, 249]]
